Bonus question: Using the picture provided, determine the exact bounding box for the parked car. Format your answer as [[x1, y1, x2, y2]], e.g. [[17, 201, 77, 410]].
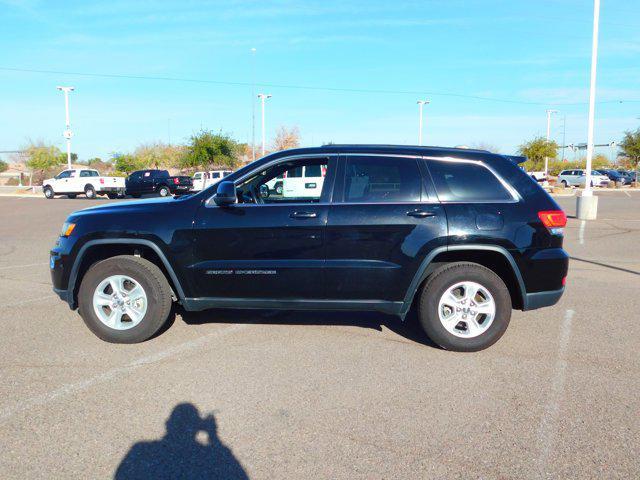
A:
[[597, 169, 627, 185], [50, 145, 568, 351], [557, 169, 610, 188], [527, 170, 547, 183], [125, 169, 193, 197], [43, 169, 126, 199], [192, 170, 233, 191], [616, 170, 636, 183]]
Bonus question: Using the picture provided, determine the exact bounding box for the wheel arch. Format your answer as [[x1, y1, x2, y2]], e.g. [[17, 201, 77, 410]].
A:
[[400, 245, 526, 317], [68, 239, 186, 309]]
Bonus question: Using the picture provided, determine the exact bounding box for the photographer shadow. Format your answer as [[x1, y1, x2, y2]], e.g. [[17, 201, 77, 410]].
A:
[[115, 403, 248, 480]]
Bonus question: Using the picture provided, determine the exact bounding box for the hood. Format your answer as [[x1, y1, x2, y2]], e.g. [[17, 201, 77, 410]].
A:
[[69, 196, 181, 218]]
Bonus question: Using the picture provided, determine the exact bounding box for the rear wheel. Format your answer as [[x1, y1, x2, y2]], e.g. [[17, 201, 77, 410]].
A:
[[85, 185, 96, 199], [78, 255, 172, 343], [43, 186, 54, 199], [158, 185, 170, 197], [418, 262, 511, 352]]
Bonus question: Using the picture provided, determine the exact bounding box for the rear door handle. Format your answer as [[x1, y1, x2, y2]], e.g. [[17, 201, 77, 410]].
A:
[[290, 211, 317, 219], [406, 210, 436, 218]]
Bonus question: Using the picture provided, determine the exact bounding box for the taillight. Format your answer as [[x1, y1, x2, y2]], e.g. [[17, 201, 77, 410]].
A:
[[538, 210, 567, 235], [100, 178, 104, 184], [173, 177, 179, 184], [321, 166, 327, 177]]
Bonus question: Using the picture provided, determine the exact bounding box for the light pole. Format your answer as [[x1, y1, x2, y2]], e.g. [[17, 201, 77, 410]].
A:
[[417, 100, 430, 145], [577, 0, 601, 220], [258, 93, 271, 156], [251, 47, 257, 162], [545, 109, 558, 177], [56, 86, 75, 169]]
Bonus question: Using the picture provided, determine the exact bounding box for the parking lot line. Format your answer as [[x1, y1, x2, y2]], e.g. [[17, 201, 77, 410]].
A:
[[0, 323, 249, 422], [536, 309, 574, 474], [0, 262, 48, 270], [0, 295, 57, 309], [579, 220, 586, 245]]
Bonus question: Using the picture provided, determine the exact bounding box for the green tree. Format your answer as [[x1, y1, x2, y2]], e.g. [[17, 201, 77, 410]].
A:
[[25, 141, 63, 173], [518, 137, 558, 171], [134, 142, 185, 169], [619, 128, 640, 179], [114, 154, 147, 174], [181, 130, 239, 170], [0, 160, 7, 173]]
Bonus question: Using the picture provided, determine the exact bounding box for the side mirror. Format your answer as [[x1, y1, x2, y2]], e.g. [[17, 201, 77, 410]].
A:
[[259, 184, 270, 199], [213, 181, 237, 206]]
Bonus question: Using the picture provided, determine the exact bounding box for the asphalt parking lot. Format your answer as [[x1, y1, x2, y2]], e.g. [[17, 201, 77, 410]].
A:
[[0, 192, 638, 479]]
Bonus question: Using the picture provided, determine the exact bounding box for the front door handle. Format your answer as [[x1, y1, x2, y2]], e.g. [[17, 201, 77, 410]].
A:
[[290, 211, 317, 219], [406, 210, 435, 218]]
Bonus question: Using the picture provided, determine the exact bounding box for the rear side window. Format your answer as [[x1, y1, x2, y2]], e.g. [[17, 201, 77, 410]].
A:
[[343, 156, 421, 203], [305, 164, 322, 178], [427, 160, 512, 202]]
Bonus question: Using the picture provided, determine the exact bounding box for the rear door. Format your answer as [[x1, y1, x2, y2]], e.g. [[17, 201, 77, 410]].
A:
[[324, 154, 447, 302]]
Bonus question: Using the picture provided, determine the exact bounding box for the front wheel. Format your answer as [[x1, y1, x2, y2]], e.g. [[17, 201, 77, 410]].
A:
[[418, 262, 512, 352], [158, 186, 170, 197], [78, 255, 173, 343], [43, 186, 54, 199], [561, 180, 568, 188]]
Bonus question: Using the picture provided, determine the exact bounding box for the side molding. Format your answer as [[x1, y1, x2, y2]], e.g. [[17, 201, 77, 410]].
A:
[[399, 244, 527, 317], [67, 239, 187, 306]]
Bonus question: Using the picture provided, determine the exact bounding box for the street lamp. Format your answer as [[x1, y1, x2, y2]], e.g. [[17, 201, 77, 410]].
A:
[[56, 86, 75, 170], [258, 93, 272, 156], [545, 109, 558, 178], [251, 47, 257, 162], [417, 100, 430, 145], [577, 0, 601, 220]]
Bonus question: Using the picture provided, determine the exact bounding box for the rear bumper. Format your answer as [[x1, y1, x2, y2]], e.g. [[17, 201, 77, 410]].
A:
[[523, 287, 564, 311]]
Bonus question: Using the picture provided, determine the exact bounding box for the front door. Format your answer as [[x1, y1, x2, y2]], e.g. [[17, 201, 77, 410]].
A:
[[325, 155, 447, 302], [190, 156, 336, 300]]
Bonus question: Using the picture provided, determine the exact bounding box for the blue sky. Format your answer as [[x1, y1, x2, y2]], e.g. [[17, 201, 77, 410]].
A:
[[1, 0, 639, 161]]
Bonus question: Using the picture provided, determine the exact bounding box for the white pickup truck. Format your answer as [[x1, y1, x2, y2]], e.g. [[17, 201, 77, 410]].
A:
[[192, 170, 233, 191], [42, 168, 126, 199]]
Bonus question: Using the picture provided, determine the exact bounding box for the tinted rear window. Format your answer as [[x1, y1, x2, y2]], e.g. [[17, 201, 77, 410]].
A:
[[343, 156, 421, 203], [427, 160, 512, 202]]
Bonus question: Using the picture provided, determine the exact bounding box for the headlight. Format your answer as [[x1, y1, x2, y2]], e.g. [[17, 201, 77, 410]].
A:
[[60, 222, 76, 237]]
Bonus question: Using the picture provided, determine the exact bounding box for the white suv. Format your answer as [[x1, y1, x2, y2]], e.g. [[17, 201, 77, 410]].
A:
[[557, 169, 610, 188], [281, 164, 326, 198]]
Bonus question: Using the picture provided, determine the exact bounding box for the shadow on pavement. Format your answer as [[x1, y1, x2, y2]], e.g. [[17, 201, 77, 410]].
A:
[[179, 306, 439, 349], [571, 256, 640, 276], [115, 403, 248, 480]]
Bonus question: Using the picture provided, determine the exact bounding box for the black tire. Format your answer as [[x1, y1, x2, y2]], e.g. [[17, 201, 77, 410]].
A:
[[561, 180, 568, 188], [43, 186, 54, 199], [85, 185, 96, 199], [275, 182, 283, 195], [158, 185, 170, 197], [107, 193, 117, 199], [417, 262, 511, 352], [78, 255, 173, 343], [67, 194, 77, 199]]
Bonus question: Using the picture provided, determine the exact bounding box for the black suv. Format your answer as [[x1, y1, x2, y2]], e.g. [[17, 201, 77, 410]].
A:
[[50, 145, 568, 351], [125, 169, 193, 197]]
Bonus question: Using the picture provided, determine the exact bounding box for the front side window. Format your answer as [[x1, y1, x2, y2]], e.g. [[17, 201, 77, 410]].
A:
[[57, 170, 71, 179], [427, 160, 513, 202], [237, 157, 330, 204], [343, 156, 421, 203]]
